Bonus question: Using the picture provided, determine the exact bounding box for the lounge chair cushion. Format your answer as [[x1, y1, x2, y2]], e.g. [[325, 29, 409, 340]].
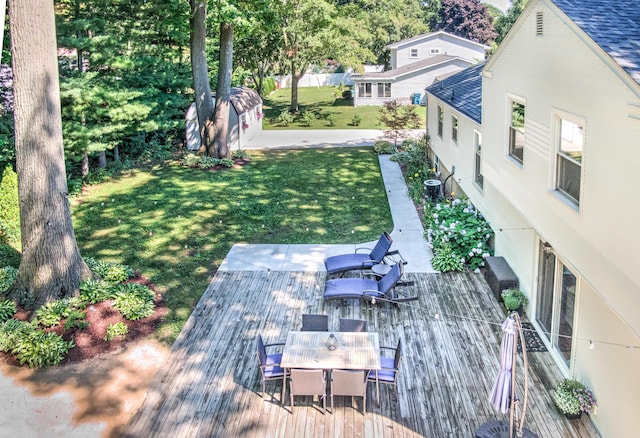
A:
[[324, 253, 376, 275], [323, 277, 381, 300]]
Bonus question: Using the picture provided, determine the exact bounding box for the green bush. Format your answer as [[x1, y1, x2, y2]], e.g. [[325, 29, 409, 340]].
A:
[[431, 242, 464, 272], [425, 199, 494, 270], [219, 158, 234, 168], [181, 153, 202, 167], [0, 166, 19, 245], [351, 113, 362, 126], [104, 321, 129, 341], [0, 319, 34, 353], [277, 110, 293, 127], [262, 77, 276, 96], [85, 258, 133, 283], [12, 330, 74, 368], [198, 156, 221, 169], [80, 279, 115, 304], [112, 282, 155, 321], [231, 149, 251, 159], [326, 114, 336, 127], [0, 299, 16, 323], [35, 300, 71, 327], [300, 111, 316, 127], [0, 266, 18, 293], [373, 141, 396, 155], [501, 288, 528, 311]]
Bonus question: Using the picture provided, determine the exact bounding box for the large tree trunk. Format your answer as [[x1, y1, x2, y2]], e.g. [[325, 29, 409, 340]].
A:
[[212, 22, 233, 159], [289, 59, 299, 113], [7, 0, 92, 310], [189, 0, 215, 155]]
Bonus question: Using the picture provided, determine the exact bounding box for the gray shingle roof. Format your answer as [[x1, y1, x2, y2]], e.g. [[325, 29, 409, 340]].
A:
[[553, 0, 640, 85], [425, 62, 485, 124], [353, 55, 466, 80]]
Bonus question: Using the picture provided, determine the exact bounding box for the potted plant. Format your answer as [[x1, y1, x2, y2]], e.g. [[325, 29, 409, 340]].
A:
[[552, 379, 598, 419], [501, 288, 528, 313]]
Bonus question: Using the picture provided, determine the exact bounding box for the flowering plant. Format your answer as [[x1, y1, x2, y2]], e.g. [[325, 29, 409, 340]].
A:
[[553, 379, 598, 416], [257, 112, 263, 119], [242, 122, 249, 130]]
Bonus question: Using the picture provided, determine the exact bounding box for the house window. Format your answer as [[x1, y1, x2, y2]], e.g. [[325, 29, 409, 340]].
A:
[[536, 243, 577, 367], [358, 82, 372, 98], [430, 48, 441, 55], [509, 101, 525, 164], [474, 130, 483, 188], [410, 48, 418, 58], [377, 82, 391, 98], [536, 11, 544, 36], [437, 105, 443, 138], [555, 117, 584, 206], [451, 114, 458, 143]]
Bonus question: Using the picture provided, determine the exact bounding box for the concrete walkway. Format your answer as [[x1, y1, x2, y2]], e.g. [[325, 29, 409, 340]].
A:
[[220, 130, 434, 273]]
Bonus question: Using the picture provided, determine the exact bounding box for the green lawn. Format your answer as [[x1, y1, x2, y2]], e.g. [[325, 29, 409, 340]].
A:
[[71, 147, 392, 343], [263, 86, 426, 130]]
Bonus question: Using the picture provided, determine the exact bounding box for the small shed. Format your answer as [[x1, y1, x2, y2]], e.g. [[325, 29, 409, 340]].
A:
[[186, 86, 263, 151]]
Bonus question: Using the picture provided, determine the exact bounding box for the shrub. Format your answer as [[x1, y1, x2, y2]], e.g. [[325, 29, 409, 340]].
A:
[[219, 158, 234, 168], [0, 319, 34, 353], [0, 166, 20, 245], [198, 156, 221, 169], [85, 258, 133, 283], [351, 114, 362, 126], [104, 321, 129, 341], [35, 300, 70, 327], [326, 114, 336, 127], [112, 282, 155, 321], [277, 110, 293, 127], [0, 266, 18, 293], [501, 288, 528, 311], [341, 89, 353, 99], [425, 199, 494, 270], [262, 77, 276, 96], [0, 299, 16, 323], [300, 111, 316, 127], [431, 242, 464, 272], [12, 330, 74, 368], [80, 279, 115, 304], [373, 141, 396, 155], [181, 153, 202, 167], [231, 149, 251, 159]]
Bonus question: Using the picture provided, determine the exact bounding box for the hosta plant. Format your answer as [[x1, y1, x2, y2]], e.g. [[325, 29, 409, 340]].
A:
[[431, 242, 464, 272], [0, 266, 18, 293], [0, 299, 16, 323], [80, 279, 115, 304], [112, 282, 155, 321], [12, 330, 74, 368], [104, 321, 129, 341]]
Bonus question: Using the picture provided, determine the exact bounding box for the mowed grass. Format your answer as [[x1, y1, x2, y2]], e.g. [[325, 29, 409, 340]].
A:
[[72, 147, 393, 343], [263, 86, 426, 130]]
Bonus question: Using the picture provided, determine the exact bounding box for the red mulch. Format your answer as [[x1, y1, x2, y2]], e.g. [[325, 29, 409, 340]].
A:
[[0, 275, 169, 367]]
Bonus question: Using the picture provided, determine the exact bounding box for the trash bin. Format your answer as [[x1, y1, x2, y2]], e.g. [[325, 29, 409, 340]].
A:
[[424, 179, 442, 201], [411, 93, 422, 105]]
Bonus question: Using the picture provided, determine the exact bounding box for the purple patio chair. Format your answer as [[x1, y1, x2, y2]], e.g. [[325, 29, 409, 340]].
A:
[[323, 231, 394, 277], [367, 339, 402, 403], [256, 334, 287, 402]]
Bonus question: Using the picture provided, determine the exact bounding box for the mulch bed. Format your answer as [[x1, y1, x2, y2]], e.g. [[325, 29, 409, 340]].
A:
[[0, 275, 168, 367]]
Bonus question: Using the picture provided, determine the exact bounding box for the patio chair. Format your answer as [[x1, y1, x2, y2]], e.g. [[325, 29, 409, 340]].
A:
[[367, 339, 402, 403], [289, 369, 327, 413], [330, 369, 367, 414], [323, 231, 397, 277], [301, 313, 329, 331], [323, 263, 417, 304], [339, 318, 368, 332], [256, 334, 287, 401]]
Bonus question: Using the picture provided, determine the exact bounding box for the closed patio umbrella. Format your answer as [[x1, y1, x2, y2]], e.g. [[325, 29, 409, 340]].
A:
[[488, 315, 516, 414]]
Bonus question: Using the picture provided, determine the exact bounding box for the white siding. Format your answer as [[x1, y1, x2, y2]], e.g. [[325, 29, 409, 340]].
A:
[[482, 0, 640, 435], [392, 34, 486, 68]]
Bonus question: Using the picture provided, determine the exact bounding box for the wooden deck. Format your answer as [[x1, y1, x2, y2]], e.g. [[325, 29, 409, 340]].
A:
[[123, 270, 598, 437]]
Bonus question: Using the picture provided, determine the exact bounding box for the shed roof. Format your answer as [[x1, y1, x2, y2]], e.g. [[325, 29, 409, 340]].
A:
[[426, 62, 485, 124], [228, 87, 262, 115], [353, 55, 469, 81], [552, 0, 640, 85]]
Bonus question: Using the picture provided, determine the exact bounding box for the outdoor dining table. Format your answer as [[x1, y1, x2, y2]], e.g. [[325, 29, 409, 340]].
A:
[[280, 331, 381, 402]]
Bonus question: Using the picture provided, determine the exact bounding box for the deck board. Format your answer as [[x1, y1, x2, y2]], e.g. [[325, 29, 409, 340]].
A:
[[123, 270, 599, 437]]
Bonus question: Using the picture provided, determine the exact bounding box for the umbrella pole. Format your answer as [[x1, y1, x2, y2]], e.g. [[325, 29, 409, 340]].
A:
[[509, 313, 517, 438], [515, 313, 530, 437]]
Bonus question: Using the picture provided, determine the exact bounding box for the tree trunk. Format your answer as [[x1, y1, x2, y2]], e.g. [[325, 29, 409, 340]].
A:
[[189, 0, 215, 155], [98, 150, 106, 168], [7, 0, 92, 310], [213, 22, 233, 159], [289, 59, 299, 113], [113, 144, 120, 162], [80, 151, 89, 177]]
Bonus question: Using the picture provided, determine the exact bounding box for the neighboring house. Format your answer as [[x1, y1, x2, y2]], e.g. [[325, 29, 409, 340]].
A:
[[426, 1, 640, 436], [186, 86, 263, 151], [352, 31, 488, 106]]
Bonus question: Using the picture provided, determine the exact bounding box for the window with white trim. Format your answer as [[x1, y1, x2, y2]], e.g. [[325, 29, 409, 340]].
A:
[[555, 117, 584, 206], [430, 48, 441, 55], [451, 114, 458, 143], [377, 82, 391, 98], [358, 82, 372, 98], [437, 105, 443, 138], [474, 130, 483, 188], [509, 100, 525, 164], [410, 48, 418, 58]]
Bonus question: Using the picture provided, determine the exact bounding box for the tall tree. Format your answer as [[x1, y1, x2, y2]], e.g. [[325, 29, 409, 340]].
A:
[[212, 21, 233, 158], [190, 0, 216, 156], [6, 0, 92, 309], [428, 0, 497, 45], [494, 0, 528, 43]]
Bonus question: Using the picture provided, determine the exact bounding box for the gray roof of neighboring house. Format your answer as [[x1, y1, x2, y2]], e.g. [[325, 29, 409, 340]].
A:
[[353, 55, 469, 81], [425, 62, 485, 124], [385, 30, 490, 50], [553, 0, 640, 85]]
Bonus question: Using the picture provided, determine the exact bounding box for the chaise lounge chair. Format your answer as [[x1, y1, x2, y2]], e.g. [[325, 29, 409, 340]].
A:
[[323, 231, 397, 277], [323, 262, 417, 304]]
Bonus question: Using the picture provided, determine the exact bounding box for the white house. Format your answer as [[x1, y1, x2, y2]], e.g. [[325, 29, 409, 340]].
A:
[[352, 31, 488, 106], [186, 87, 263, 151], [426, 1, 640, 436]]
